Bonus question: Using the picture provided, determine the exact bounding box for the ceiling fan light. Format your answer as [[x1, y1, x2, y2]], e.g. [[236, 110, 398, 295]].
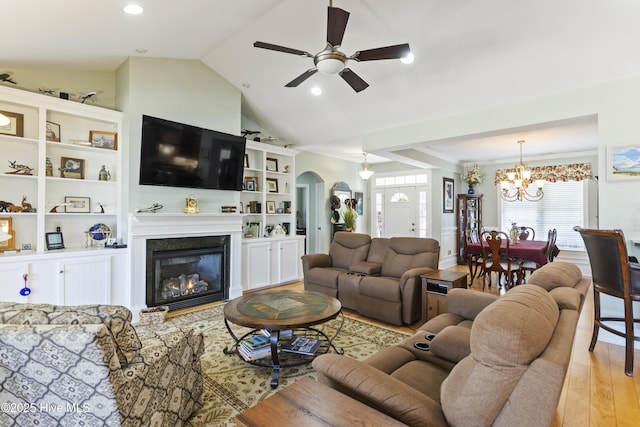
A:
[[0, 113, 10, 127], [400, 52, 414, 64], [310, 86, 322, 96], [316, 58, 346, 74]]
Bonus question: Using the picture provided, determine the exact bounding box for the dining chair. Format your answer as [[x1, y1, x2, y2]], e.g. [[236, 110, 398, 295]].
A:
[[466, 228, 484, 281], [575, 226, 640, 376], [480, 230, 523, 291], [545, 228, 558, 262], [518, 226, 535, 240], [520, 228, 557, 280]]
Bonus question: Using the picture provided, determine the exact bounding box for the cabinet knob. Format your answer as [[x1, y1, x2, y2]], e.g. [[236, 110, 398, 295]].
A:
[[59, 270, 64, 274]]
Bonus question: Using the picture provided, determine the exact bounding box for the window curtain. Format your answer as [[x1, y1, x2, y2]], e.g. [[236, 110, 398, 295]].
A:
[[494, 162, 592, 184]]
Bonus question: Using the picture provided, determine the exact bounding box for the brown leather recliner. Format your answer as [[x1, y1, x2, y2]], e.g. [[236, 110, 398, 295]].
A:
[[301, 232, 371, 298]]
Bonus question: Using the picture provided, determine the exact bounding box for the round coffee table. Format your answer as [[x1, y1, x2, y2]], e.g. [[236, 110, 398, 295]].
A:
[[223, 289, 343, 388]]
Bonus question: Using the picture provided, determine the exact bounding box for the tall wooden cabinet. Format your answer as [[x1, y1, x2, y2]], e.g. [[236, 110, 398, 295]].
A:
[[456, 194, 483, 264]]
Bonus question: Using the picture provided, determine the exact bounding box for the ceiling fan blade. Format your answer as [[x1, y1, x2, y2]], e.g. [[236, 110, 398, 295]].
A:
[[327, 6, 350, 47], [285, 69, 318, 87], [339, 68, 369, 92], [254, 41, 311, 57], [352, 43, 411, 61]]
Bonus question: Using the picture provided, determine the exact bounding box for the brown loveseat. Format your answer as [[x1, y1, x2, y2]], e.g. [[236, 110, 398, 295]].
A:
[[312, 261, 589, 427], [0, 303, 203, 426], [301, 232, 440, 325]]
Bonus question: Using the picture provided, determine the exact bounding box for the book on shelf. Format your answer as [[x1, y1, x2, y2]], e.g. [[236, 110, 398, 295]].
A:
[[282, 337, 322, 356]]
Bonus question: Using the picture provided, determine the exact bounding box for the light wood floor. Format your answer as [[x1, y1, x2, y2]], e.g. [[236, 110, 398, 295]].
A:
[[276, 265, 640, 426]]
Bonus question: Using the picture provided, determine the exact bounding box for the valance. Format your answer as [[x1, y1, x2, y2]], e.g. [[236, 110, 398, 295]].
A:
[[494, 163, 592, 184]]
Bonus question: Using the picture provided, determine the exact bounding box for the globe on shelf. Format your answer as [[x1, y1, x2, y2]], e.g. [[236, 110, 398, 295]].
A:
[[85, 223, 112, 247]]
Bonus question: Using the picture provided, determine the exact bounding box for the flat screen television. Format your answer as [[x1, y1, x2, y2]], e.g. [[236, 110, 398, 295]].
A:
[[139, 115, 246, 191]]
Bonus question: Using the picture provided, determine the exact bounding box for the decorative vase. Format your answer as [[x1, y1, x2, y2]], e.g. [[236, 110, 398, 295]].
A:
[[467, 185, 475, 194]]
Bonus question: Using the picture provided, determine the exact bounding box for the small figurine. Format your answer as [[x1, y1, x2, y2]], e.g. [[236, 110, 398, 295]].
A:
[[21, 196, 35, 213], [134, 203, 164, 213], [7, 160, 34, 175], [98, 165, 111, 181], [46, 158, 53, 176]]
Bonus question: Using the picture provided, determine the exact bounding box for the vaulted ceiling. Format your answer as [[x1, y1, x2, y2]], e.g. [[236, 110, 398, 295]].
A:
[[4, 0, 639, 166]]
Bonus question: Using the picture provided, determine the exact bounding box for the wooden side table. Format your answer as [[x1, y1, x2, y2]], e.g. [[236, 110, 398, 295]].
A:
[[235, 377, 407, 427], [421, 270, 468, 323]]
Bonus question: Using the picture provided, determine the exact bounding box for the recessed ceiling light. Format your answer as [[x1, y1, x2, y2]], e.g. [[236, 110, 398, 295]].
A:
[[401, 52, 414, 64], [311, 87, 322, 96], [135, 48, 148, 54], [123, 4, 144, 15]]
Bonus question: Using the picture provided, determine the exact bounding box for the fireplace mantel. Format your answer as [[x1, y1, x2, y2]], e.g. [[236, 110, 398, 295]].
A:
[[129, 213, 243, 319]]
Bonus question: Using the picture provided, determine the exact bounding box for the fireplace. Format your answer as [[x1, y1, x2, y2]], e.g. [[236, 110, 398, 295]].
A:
[[146, 235, 230, 311]]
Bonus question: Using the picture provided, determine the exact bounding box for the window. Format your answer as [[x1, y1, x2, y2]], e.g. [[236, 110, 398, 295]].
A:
[[499, 180, 586, 250]]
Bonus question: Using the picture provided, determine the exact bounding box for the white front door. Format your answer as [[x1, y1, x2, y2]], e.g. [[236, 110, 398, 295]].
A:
[[383, 187, 418, 237]]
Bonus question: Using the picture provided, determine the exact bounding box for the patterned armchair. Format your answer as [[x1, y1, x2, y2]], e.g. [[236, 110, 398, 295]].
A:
[[0, 302, 203, 426]]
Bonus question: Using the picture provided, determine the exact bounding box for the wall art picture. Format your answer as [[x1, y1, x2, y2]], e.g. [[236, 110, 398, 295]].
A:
[[0, 110, 24, 137], [608, 144, 640, 181], [266, 157, 279, 172], [60, 157, 85, 179], [46, 121, 60, 142], [64, 196, 91, 213], [443, 177, 454, 213], [266, 178, 279, 193], [89, 130, 118, 150]]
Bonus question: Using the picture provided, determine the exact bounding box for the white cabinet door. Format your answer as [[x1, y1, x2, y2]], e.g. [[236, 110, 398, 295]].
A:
[[58, 256, 111, 305], [276, 239, 300, 284], [0, 262, 30, 303], [244, 241, 271, 290]]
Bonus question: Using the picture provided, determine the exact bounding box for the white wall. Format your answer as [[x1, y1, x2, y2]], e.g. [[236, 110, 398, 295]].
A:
[[116, 57, 242, 230], [296, 151, 367, 252]]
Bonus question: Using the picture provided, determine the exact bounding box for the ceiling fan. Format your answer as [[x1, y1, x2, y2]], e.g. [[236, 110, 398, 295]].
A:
[[253, 1, 411, 92]]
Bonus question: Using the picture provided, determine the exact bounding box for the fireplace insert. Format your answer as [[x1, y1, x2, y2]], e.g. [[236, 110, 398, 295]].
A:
[[146, 235, 230, 311]]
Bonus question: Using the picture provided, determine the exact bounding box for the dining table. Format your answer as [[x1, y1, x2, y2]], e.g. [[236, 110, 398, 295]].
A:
[[464, 239, 559, 280]]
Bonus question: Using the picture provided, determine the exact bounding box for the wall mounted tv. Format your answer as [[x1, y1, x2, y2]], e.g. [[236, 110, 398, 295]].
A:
[[139, 115, 246, 191]]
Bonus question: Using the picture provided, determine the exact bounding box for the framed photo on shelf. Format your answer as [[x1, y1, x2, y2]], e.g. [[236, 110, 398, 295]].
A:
[[266, 201, 276, 214], [443, 177, 454, 213], [266, 178, 279, 193], [0, 217, 15, 250], [60, 157, 85, 179], [89, 130, 118, 150], [244, 176, 258, 191], [0, 110, 24, 137], [45, 232, 65, 250], [266, 157, 279, 172], [64, 196, 91, 213], [607, 144, 640, 181], [46, 121, 60, 142]]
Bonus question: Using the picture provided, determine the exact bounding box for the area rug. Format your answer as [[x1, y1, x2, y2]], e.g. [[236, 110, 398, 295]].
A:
[[162, 304, 409, 426]]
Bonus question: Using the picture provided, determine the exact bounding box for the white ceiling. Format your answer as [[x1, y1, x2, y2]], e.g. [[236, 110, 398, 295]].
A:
[[3, 0, 638, 166]]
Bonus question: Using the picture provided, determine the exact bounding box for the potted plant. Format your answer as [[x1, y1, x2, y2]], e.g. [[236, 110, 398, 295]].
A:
[[342, 206, 357, 232]]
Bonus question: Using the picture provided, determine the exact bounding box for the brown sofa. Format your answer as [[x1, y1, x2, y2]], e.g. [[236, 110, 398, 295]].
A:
[[312, 261, 589, 427], [301, 232, 440, 325]]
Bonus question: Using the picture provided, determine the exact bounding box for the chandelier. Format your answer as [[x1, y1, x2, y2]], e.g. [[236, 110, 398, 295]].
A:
[[500, 140, 544, 202], [358, 153, 374, 180]]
